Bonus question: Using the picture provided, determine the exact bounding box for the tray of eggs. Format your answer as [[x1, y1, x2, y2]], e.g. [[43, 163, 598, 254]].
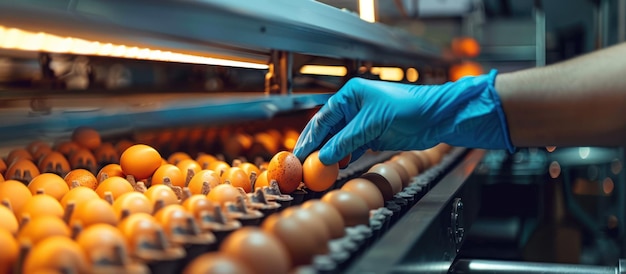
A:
[[0, 126, 459, 274]]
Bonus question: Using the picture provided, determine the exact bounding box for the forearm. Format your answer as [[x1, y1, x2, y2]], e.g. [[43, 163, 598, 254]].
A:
[[495, 42, 626, 147]]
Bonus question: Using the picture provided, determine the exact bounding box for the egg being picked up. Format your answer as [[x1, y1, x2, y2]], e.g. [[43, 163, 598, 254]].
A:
[[302, 151, 338, 192]]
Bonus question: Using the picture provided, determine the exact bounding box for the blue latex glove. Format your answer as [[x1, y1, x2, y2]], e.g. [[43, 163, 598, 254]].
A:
[[293, 69, 515, 165]]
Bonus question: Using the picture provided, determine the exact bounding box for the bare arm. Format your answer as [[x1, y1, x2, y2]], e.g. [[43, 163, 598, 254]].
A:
[[495, 42, 626, 147]]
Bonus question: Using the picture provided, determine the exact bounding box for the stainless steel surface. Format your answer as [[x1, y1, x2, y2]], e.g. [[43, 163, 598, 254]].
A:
[[346, 149, 485, 274], [1, 0, 451, 67], [449, 259, 618, 274]]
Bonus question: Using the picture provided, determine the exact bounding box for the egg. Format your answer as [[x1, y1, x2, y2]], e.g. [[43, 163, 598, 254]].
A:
[[94, 142, 119, 165], [70, 198, 118, 228], [69, 148, 98, 172], [282, 129, 299, 151], [96, 164, 125, 182], [0, 174, 3, 182], [96, 177, 133, 200], [0, 179, 33, 216], [321, 190, 370, 227], [0, 159, 6, 175], [391, 153, 419, 178], [0, 206, 18, 234], [112, 192, 154, 219], [267, 151, 303, 194], [281, 207, 330, 254], [338, 153, 352, 169], [19, 194, 64, 222], [38, 151, 71, 176], [384, 160, 411, 188], [6, 148, 33, 165], [76, 224, 129, 268], [254, 170, 270, 190], [5, 159, 40, 183], [28, 173, 70, 200], [32, 146, 52, 162], [195, 153, 218, 169], [208, 160, 231, 176], [222, 167, 252, 193], [117, 213, 171, 259], [220, 227, 290, 274], [167, 152, 191, 165], [182, 195, 215, 219], [188, 170, 221, 195], [55, 141, 81, 157], [64, 168, 98, 189], [176, 159, 202, 183], [60, 186, 99, 210], [302, 151, 338, 192], [154, 204, 207, 244], [18, 216, 70, 245], [367, 163, 402, 194], [72, 126, 102, 150], [207, 184, 241, 206], [411, 151, 432, 170], [262, 214, 319, 266], [22, 236, 90, 274], [0, 230, 18, 274], [341, 178, 384, 210], [120, 144, 162, 180], [301, 200, 345, 239], [144, 184, 179, 209], [239, 162, 261, 178], [27, 140, 50, 155], [423, 147, 443, 166], [183, 253, 253, 274], [152, 164, 185, 188]]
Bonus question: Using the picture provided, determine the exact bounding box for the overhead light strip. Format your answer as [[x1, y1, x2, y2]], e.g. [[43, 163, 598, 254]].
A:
[[0, 25, 268, 69]]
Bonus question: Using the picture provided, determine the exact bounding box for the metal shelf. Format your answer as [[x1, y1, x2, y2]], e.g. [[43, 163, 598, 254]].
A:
[[0, 0, 450, 66]]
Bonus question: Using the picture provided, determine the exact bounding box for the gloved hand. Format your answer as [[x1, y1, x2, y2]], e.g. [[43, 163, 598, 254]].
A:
[[293, 69, 515, 165]]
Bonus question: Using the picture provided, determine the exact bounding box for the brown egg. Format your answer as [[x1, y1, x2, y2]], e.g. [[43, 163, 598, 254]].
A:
[[262, 214, 318, 267], [282, 129, 299, 151], [183, 253, 254, 274], [220, 227, 290, 274], [367, 163, 402, 194], [94, 142, 119, 165], [28, 173, 69, 201], [254, 170, 269, 190], [154, 204, 199, 242], [96, 164, 125, 182], [0, 230, 18, 274], [301, 200, 345, 239], [69, 148, 97, 172], [167, 152, 191, 165], [70, 199, 118, 228], [385, 160, 411, 188], [144, 185, 179, 208], [112, 192, 154, 220], [18, 216, 70, 245], [5, 159, 40, 183], [302, 151, 339, 192], [188, 170, 221, 195], [267, 151, 302, 194], [239, 162, 261, 178], [0, 173, 3, 182], [321, 190, 370, 227], [207, 184, 240, 206], [117, 213, 166, 257], [423, 147, 443, 166], [120, 144, 162, 180], [27, 140, 51, 155], [76, 224, 129, 268], [32, 146, 52, 162], [195, 154, 217, 170], [0, 158, 6, 175], [6, 148, 33, 165], [391, 153, 419, 178], [152, 164, 185, 188], [38, 151, 71, 175], [222, 167, 252, 193], [411, 151, 432, 170], [0, 206, 18, 235], [64, 168, 98, 190], [72, 126, 102, 150], [281, 207, 330, 254], [22, 236, 89, 274], [338, 153, 352, 169], [60, 186, 99, 210], [341, 178, 384, 210], [55, 141, 81, 157], [433, 143, 453, 154], [182, 195, 215, 219], [19, 194, 64, 221], [208, 160, 231, 176], [0, 180, 33, 216], [252, 132, 280, 156], [96, 177, 133, 200]]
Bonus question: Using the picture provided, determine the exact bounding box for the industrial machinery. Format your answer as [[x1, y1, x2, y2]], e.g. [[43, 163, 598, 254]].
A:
[[0, 1, 625, 274]]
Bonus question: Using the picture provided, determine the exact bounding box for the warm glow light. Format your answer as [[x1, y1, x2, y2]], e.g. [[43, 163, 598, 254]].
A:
[[359, 0, 376, 23], [0, 25, 268, 69], [300, 65, 347, 76], [406, 68, 419, 82], [371, 67, 404, 81]]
